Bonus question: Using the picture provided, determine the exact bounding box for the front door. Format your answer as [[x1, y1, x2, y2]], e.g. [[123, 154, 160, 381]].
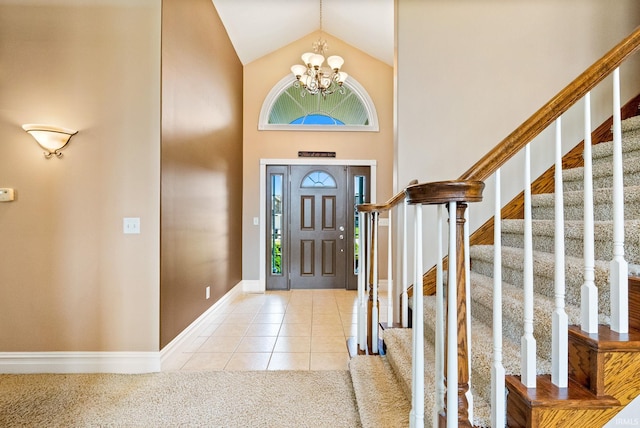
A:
[[265, 164, 370, 290], [289, 165, 347, 289]]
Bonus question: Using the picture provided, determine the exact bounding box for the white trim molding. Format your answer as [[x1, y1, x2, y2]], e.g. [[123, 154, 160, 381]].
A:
[[0, 352, 160, 374], [258, 74, 379, 132]]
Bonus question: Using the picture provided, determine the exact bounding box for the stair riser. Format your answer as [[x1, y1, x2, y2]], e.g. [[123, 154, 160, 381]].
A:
[[470, 257, 611, 310], [501, 229, 640, 265], [532, 197, 640, 222], [418, 296, 551, 416], [470, 290, 581, 361], [591, 129, 640, 164], [420, 322, 496, 408], [563, 169, 640, 192]]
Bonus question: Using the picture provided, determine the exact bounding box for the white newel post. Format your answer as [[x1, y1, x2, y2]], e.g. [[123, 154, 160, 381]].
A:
[[582, 92, 599, 333], [492, 169, 506, 428], [410, 204, 424, 428], [552, 118, 569, 387], [610, 67, 629, 334], [521, 144, 537, 388]]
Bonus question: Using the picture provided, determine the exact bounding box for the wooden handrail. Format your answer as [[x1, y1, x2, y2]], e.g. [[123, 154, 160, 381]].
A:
[[460, 25, 640, 182], [356, 179, 418, 213]]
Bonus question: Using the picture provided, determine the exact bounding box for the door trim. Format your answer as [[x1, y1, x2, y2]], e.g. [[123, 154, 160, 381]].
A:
[[257, 159, 377, 293]]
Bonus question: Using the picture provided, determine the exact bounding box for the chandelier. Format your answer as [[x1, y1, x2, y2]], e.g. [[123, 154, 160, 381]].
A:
[[290, 0, 348, 97]]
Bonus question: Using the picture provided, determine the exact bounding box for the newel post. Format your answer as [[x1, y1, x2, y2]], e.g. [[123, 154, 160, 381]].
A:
[[444, 201, 472, 427], [405, 180, 484, 428]]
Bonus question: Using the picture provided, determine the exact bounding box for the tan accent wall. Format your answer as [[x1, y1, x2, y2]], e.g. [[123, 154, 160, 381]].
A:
[[242, 32, 394, 282], [0, 1, 161, 351], [396, 0, 640, 269], [161, 0, 243, 347]]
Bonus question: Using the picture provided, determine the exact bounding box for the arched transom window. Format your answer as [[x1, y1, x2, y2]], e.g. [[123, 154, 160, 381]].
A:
[[301, 170, 337, 188], [259, 75, 379, 132]]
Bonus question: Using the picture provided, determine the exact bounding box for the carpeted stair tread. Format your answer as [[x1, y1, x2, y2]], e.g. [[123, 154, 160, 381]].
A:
[[620, 115, 640, 132], [563, 156, 640, 192], [382, 328, 416, 402], [470, 244, 611, 311], [382, 327, 493, 427], [501, 218, 640, 264], [419, 294, 551, 421], [531, 185, 640, 221], [469, 271, 583, 358], [383, 328, 440, 425], [349, 355, 410, 428], [592, 133, 640, 164]]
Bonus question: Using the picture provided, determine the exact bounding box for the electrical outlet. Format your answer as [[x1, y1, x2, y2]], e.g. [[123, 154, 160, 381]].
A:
[[205, 286, 211, 300], [123, 217, 141, 234]]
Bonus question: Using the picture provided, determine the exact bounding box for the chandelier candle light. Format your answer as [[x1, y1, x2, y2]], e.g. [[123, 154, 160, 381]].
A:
[[290, 0, 348, 97]]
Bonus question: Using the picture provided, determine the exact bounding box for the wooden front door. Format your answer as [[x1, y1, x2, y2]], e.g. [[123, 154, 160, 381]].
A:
[[265, 164, 370, 290]]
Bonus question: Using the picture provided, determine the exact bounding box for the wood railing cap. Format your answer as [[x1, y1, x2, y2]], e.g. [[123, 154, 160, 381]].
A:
[[356, 179, 418, 213], [405, 180, 485, 205]]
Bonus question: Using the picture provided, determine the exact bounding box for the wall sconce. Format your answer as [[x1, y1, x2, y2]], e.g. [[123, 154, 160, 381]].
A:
[[22, 124, 78, 158]]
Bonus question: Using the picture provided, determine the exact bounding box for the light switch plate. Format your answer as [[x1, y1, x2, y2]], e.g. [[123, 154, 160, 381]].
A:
[[0, 188, 15, 202], [123, 217, 141, 234]]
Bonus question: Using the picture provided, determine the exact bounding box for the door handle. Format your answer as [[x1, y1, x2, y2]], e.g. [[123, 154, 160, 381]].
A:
[[339, 226, 344, 231], [339, 234, 344, 239]]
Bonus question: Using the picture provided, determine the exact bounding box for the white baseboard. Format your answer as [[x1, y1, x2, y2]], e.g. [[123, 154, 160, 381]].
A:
[[242, 279, 264, 293], [160, 281, 244, 368], [0, 352, 160, 374], [0, 281, 247, 374]]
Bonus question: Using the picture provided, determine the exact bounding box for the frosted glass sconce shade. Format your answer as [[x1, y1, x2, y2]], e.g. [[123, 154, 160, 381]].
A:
[[22, 124, 78, 158]]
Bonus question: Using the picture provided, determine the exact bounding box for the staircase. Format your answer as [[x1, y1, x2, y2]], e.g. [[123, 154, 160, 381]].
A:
[[349, 113, 640, 427]]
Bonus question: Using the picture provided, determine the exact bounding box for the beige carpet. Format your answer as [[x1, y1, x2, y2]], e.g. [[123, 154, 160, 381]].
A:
[[0, 370, 361, 427]]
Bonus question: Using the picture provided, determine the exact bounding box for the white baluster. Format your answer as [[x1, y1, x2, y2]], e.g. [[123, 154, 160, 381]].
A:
[[552, 118, 569, 387], [447, 201, 459, 428], [410, 204, 424, 428], [492, 169, 506, 427], [372, 212, 380, 354], [358, 211, 367, 351], [610, 68, 629, 334], [464, 205, 473, 422], [582, 92, 599, 333], [402, 201, 409, 328], [521, 144, 537, 388], [434, 204, 445, 427], [387, 209, 394, 327]]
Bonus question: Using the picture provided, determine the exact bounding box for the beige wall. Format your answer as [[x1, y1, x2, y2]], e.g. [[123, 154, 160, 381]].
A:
[[160, 0, 243, 348], [396, 0, 640, 270], [242, 32, 394, 282], [0, 1, 161, 351]]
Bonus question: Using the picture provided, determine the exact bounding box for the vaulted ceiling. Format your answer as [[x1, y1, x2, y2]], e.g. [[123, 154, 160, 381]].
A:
[[211, 0, 394, 66]]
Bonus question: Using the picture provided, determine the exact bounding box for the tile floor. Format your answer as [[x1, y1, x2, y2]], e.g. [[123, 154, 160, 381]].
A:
[[162, 289, 388, 372]]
